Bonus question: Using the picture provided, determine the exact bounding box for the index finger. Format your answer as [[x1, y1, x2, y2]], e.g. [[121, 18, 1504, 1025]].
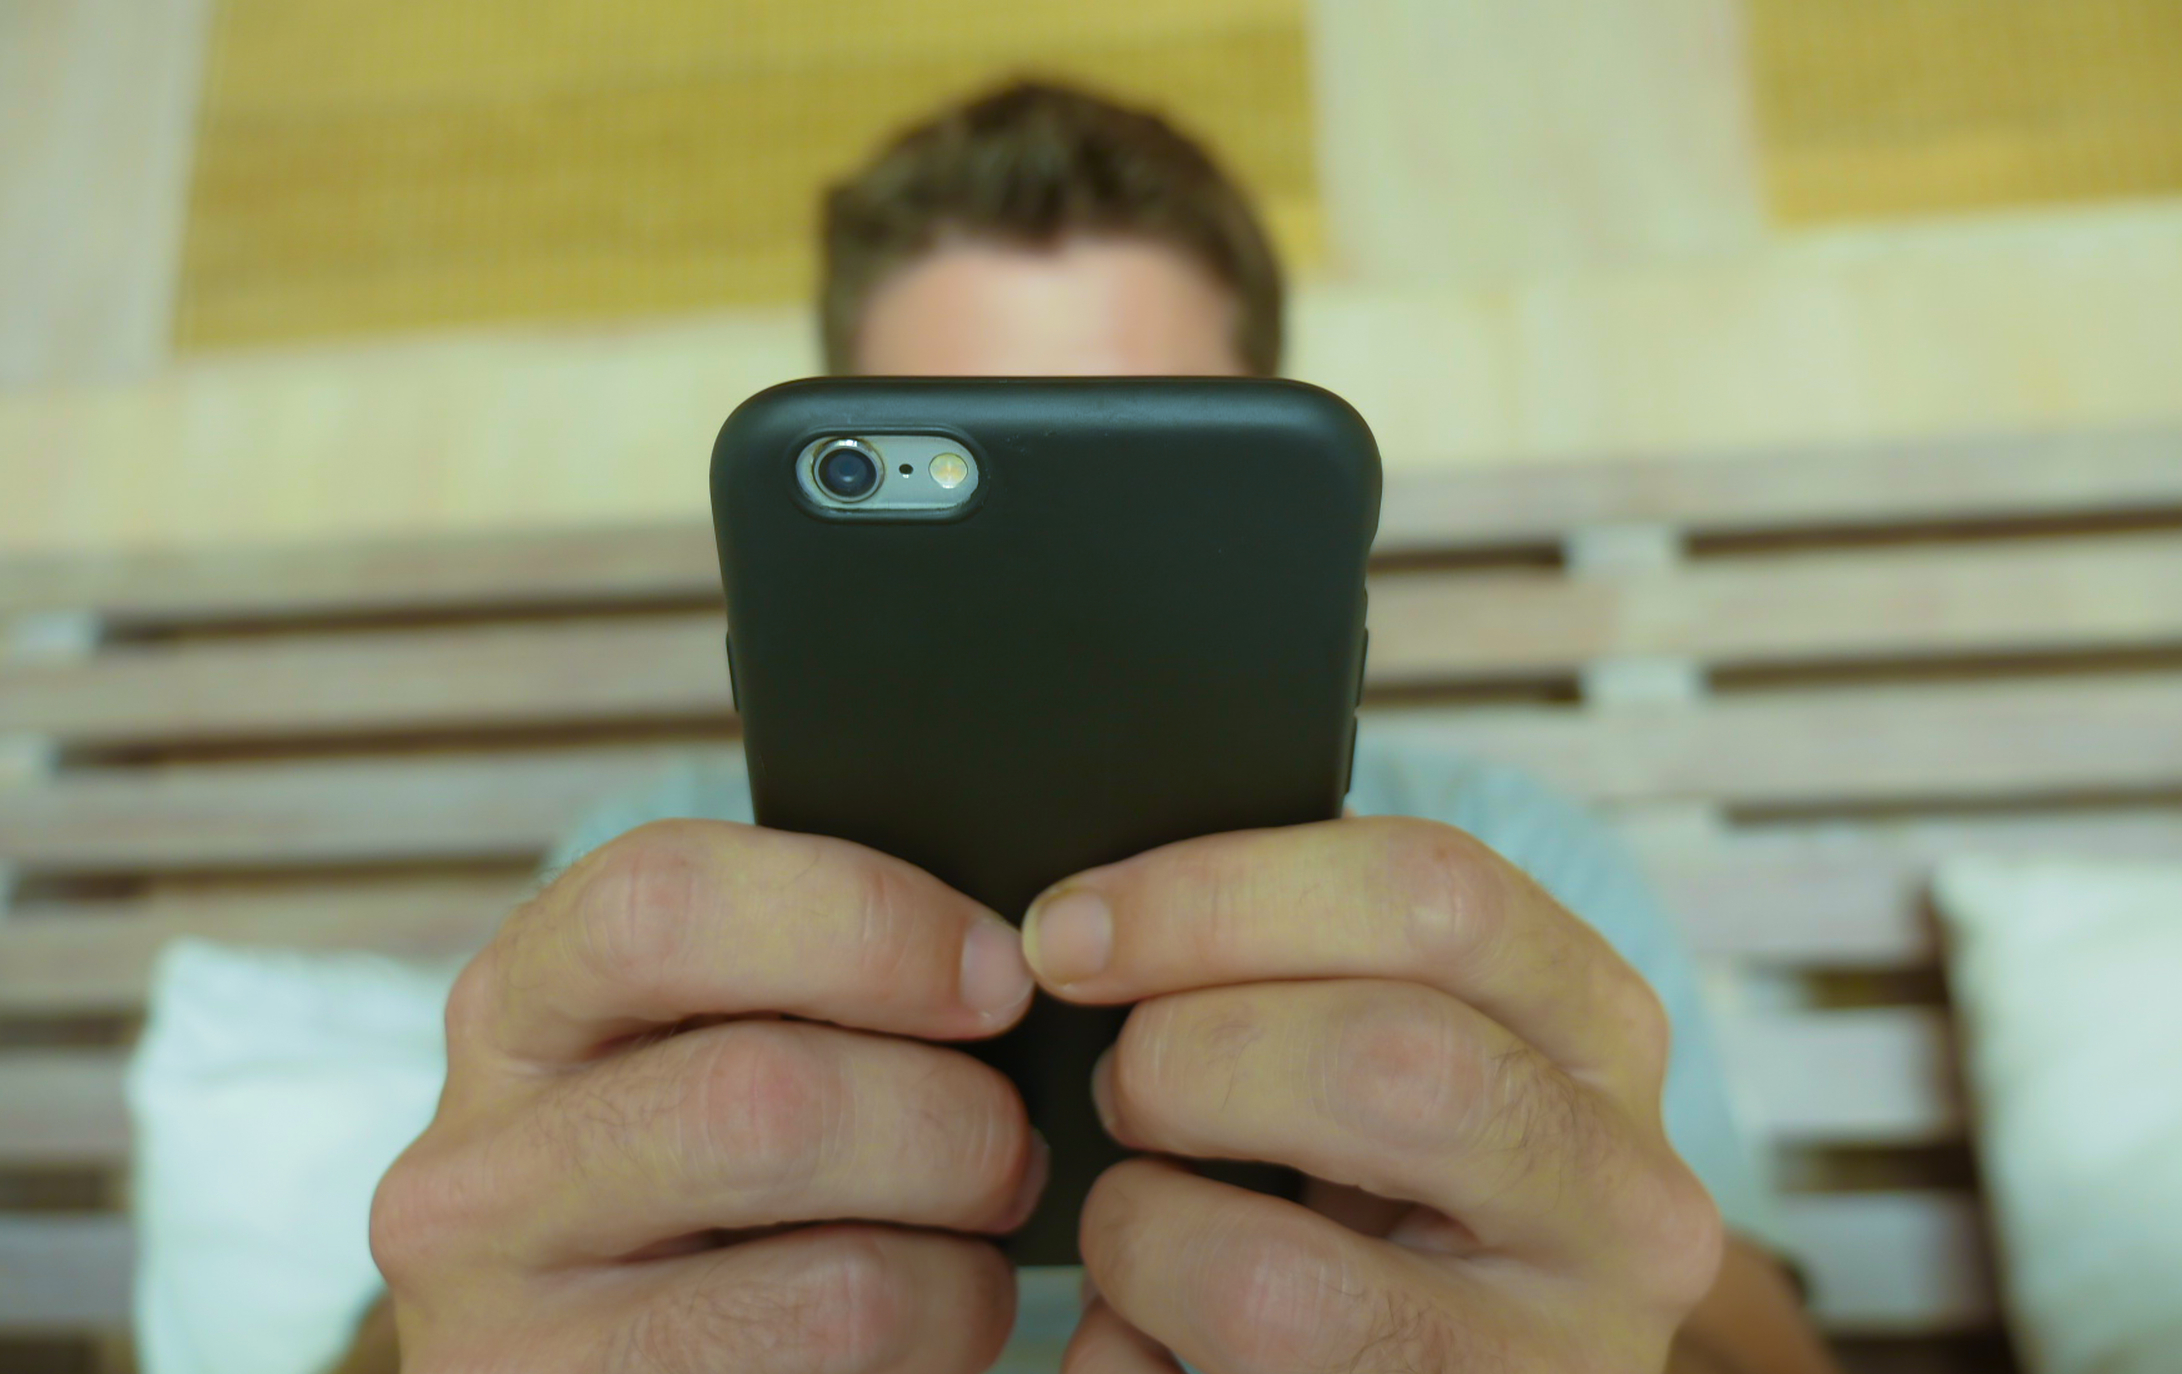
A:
[[1019, 816, 1666, 1092], [457, 819, 1034, 1068]]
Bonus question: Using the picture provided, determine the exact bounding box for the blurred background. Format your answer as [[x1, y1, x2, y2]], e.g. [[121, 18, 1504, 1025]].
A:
[[4, 0, 2179, 551], [4, 3, 2182, 1373]]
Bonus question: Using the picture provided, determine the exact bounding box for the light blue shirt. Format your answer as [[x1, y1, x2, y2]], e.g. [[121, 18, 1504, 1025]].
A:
[[548, 723, 1778, 1367]]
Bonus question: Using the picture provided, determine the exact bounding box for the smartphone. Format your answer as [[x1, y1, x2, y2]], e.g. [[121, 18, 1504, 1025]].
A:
[[711, 377, 1381, 1264]]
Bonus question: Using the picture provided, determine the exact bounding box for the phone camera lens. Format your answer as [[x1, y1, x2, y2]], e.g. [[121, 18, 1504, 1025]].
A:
[[814, 441, 880, 501]]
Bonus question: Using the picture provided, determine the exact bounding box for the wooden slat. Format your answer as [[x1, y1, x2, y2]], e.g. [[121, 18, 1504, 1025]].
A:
[[1650, 842, 1946, 966], [4, 430, 2178, 622], [0, 1052, 128, 1165], [0, 1214, 132, 1330], [0, 747, 712, 873], [0, 613, 730, 746], [0, 524, 720, 623], [1373, 427, 2182, 550], [1391, 676, 2182, 807], [1371, 531, 2182, 682], [14, 534, 2182, 747], [1783, 1193, 1996, 1334], [1636, 811, 2182, 964], [8, 678, 2181, 874], [1725, 1010, 1961, 1145], [0, 876, 524, 1014]]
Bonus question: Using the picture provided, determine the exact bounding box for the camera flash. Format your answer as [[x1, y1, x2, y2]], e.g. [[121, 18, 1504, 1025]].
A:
[[929, 453, 968, 489]]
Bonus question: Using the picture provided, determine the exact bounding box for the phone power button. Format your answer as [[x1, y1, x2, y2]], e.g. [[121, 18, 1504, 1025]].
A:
[[725, 634, 740, 713]]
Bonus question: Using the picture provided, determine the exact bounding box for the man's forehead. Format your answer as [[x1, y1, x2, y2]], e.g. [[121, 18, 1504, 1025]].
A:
[[852, 234, 1245, 377]]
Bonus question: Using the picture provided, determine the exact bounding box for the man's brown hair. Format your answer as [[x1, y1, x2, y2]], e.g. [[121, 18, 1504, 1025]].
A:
[[820, 79, 1284, 375]]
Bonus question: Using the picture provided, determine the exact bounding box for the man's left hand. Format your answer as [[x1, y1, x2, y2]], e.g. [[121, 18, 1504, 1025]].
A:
[[1022, 815, 1725, 1372]]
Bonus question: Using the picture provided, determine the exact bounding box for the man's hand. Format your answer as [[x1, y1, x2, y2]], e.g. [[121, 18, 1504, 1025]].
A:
[[370, 820, 1046, 1374], [1024, 816, 1727, 1373]]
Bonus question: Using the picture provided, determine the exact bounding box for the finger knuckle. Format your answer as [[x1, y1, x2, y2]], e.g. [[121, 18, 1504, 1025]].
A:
[[1617, 975, 1675, 1082], [1632, 1158, 1727, 1311], [955, 1068, 1033, 1214], [1076, 1161, 1149, 1278], [572, 823, 712, 987], [1327, 991, 1474, 1149], [369, 1136, 482, 1291], [882, 1048, 1023, 1223], [1109, 998, 1175, 1110], [691, 1024, 837, 1199], [755, 1232, 910, 1372], [1381, 819, 1504, 972], [441, 947, 502, 1050], [795, 1231, 913, 1370], [1193, 1223, 1396, 1373], [1176, 847, 1253, 966], [844, 858, 924, 990], [625, 1230, 909, 1374], [1113, 995, 1261, 1153]]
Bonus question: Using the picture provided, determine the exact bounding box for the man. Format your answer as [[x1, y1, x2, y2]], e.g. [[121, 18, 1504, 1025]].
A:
[[358, 83, 1839, 1372]]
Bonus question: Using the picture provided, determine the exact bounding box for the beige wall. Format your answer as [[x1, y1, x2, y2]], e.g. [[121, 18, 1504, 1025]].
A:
[[172, 0, 1322, 351], [4, 0, 2181, 556]]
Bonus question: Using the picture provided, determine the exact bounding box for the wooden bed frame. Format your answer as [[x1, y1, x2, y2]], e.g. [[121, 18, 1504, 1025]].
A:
[[4, 427, 2180, 1371]]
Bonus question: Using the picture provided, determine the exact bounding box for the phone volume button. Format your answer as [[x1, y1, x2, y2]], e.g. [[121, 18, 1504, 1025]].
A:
[[725, 634, 740, 713]]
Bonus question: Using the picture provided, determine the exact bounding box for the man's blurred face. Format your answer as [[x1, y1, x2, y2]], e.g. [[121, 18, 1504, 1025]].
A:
[[851, 234, 1248, 377]]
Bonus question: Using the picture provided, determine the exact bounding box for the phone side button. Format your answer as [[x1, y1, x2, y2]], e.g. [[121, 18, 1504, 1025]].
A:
[[1344, 716, 1360, 797], [1357, 628, 1371, 700], [725, 633, 740, 713]]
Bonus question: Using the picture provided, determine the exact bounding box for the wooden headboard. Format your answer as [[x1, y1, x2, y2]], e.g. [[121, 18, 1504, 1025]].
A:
[[4, 428, 2180, 1371]]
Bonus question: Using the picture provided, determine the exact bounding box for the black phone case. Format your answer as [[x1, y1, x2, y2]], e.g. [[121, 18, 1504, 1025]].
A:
[[711, 377, 1381, 1264]]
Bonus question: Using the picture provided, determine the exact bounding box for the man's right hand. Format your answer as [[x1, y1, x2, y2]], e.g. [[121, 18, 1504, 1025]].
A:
[[370, 819, 1045, 1373]]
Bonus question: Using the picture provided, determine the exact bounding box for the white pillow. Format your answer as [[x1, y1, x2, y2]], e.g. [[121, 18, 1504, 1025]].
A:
[[128, 940, 458, 1374], [1934, 856, 2182, 1374]]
